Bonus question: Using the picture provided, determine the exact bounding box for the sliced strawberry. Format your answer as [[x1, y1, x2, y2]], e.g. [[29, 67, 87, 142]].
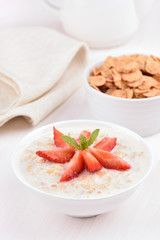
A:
[[90, 148, 131, 170], [36, 148, 75, 163], [60, 151, 84, 182], [53, 127, 72, 148], [82, 149, 102, 172], [77, 130, 91, 144], [94, 137, 117, 152]]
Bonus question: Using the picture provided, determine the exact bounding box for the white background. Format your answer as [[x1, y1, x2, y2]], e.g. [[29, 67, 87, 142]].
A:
[[0, 0, 160, 239]]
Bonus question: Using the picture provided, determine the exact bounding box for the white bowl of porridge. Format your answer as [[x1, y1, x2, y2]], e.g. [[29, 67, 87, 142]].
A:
[[12, 120, 152, 218]]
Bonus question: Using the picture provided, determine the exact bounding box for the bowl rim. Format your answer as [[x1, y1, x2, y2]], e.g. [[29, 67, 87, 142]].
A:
[[12, 119, 153, 201], [84, 54, 160, 102]]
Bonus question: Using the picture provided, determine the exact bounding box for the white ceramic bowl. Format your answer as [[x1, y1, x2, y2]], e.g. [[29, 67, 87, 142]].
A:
[[12, 120, 152, 218], [84, 58, 160, 137]]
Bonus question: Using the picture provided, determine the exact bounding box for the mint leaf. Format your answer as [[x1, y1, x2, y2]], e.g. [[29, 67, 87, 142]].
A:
[[80, 135, 88, 150], [60, 136, 81, 150], [87, 129, 100, 147]]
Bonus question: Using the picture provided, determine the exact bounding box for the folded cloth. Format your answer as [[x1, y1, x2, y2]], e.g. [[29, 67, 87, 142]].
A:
[[0, 27, 88, 126]]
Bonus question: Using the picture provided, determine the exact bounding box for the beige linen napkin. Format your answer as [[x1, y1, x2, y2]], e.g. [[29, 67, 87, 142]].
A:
[[0, 27, 88, 126]]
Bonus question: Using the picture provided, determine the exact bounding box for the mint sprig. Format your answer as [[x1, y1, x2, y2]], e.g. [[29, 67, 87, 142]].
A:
[[60, 129, 100, 150], [60, 136, 81, 150]]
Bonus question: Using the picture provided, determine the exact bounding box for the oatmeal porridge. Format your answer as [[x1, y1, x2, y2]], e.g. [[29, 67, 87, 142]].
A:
[[19, 125, 150, 199]]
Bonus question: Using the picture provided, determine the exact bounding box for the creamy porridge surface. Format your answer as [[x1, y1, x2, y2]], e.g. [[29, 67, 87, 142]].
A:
[[19, 126, 150, 199]]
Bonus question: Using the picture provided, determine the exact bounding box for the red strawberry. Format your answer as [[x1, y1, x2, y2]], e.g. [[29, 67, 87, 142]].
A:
[[60, 151, 84, 182], [77, 130, 91, 144], [36, 148, 75, 163], [90, 148, 131, 170], [82, 149, 102, 172], [53, 127, 72, 148], [94, 137, 117, 152]]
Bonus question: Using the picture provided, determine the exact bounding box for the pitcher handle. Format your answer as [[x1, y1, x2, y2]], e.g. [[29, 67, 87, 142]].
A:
[[43, 0, 63, 17]]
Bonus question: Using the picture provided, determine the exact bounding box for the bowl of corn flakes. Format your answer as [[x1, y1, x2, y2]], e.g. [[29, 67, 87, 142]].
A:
[[84, 54, 160, 136]]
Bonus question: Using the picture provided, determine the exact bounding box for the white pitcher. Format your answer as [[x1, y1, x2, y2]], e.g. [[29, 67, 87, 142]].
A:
[[44, 0, 155, 48]]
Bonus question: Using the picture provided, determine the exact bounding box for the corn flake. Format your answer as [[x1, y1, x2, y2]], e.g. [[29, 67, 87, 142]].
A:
[[88, 76, 106, 87], [143, 88, 160, 97], [145, 57, 160, 75], [122, 70, 142, 82]]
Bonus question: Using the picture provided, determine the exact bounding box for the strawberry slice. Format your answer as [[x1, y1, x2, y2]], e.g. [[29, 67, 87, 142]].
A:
[[90, 148, 131, 170], [94, 137, 117, 152], [60, 151, 84, 182], [36, 148, 75, 163], [53, 127, 72, 148], [82, 149, 102, 172], [77, 130, 91, 144]]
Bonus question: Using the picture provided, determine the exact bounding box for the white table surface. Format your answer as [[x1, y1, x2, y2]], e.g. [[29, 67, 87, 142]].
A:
[[0, 0, 160, 239]]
